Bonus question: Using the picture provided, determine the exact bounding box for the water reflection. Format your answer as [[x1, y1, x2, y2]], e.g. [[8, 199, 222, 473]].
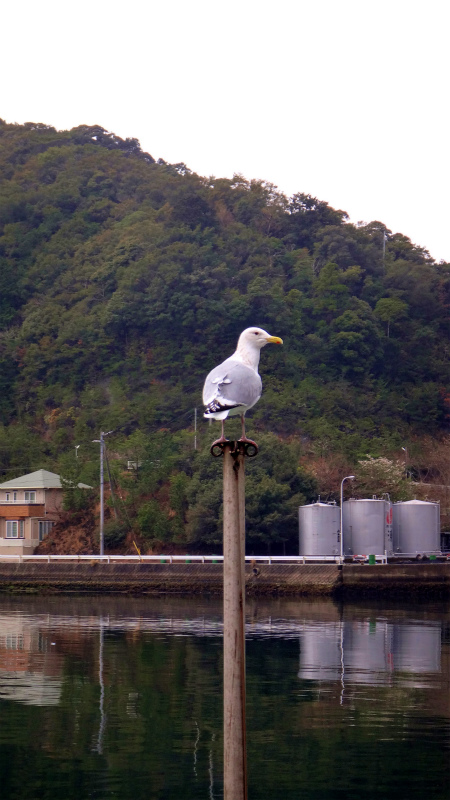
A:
[[298, 619, 441, 689], [0, 596, 447, 704], [0, 596, 448, 800], [95, 618, 106, 754], [0, 612, 62, 705]]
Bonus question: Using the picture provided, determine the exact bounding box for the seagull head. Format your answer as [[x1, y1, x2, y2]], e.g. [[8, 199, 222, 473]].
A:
[[235, 327, 283, 369], [238, 327, 283, 350]]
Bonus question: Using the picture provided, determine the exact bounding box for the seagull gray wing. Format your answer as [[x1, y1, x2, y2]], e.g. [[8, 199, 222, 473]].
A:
[[203, 357, 262, 415]]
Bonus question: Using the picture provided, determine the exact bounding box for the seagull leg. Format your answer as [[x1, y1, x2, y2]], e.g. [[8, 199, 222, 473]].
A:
[[211, 419, 229, 448], [238, 414, 257, 447]]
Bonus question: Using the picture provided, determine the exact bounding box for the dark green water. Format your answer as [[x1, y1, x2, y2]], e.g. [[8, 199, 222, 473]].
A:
[[0, 595, 448, 800]]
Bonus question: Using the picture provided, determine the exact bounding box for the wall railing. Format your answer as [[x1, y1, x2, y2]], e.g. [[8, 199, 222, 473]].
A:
[[0, 553, 390, 564]]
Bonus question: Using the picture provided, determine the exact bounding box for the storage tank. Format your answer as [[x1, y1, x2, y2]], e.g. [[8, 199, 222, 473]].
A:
[[344, 620, 394, 685], [298, 623, 343, 681], [393, 624, 440, 676], [343, 498, 393, 556], [298, 502, 340, 556], [297, 621, 440, 688], [392, 500, 440, 554]]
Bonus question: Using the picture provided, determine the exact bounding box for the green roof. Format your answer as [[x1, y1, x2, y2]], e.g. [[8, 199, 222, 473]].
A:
[[0, 469, 92, 490]]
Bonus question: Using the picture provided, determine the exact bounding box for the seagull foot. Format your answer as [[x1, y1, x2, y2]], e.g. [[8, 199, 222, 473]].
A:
[[238, 436, 258, 447], [237, 437, 259, 457], [210, 436, 230, 457], [211, 435, 230, 447]]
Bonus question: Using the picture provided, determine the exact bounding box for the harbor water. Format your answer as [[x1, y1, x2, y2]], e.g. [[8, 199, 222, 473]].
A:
[[0, 595, 448, 799]]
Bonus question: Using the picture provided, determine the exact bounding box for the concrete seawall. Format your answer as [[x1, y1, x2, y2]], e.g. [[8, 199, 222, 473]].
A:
[[340, 562, 450, 594], [0, 561, 449, 596]]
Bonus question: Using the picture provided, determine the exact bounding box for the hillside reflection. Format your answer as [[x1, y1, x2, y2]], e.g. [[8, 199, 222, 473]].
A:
[[0, 595, 448, 800], [0, 595, 447, 707]]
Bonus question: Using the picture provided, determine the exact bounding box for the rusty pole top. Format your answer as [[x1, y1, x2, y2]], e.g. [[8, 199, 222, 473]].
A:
[[210, 440, 258, 459]]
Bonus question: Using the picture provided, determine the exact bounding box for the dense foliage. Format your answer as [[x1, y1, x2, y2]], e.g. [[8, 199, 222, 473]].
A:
[[0, 119, 449, 550]]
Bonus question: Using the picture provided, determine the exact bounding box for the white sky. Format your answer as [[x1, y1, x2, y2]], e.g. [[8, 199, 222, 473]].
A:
[[2, 0, 449, 261]]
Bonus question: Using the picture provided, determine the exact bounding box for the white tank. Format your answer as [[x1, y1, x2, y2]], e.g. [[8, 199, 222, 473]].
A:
[[392, 500, 440, 554], [298, 621, 440, 688], [393, 624, 440, 674], [297, 623, 343, 681], [298, 502, 340, 556], [343, 499, 393, 556], [344, 620, 394, 685]]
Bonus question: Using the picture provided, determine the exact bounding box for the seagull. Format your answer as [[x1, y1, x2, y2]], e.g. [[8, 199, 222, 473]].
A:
[[202, 327, 283, 445]]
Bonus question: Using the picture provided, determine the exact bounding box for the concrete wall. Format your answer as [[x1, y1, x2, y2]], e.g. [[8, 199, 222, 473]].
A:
[[1, 488, 46, 503], [44, 488, 63, 515], [0, 561, 448, 595], [340, 562, 450, 593], [0, 543, 38, 556], [0, 562, 338, 595], [0, 516, 40, 555]]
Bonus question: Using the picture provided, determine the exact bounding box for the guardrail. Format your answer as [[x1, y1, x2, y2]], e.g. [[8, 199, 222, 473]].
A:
[[0, 553, 389, 565]]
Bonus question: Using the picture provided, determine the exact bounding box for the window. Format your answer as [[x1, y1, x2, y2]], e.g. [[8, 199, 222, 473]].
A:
[[5, 493, 9, 502], [6, 520, 24, 539], [24, 491, 36, 503], [39, 521, 53, 541], [5, 634, 24, 650]]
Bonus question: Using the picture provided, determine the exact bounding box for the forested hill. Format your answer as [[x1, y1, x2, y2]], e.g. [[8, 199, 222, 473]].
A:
[[0, 119, 450, 552], [1, 119, 449, 446]]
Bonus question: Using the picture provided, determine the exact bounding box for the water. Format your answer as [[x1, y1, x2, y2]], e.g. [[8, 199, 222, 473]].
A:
[[0, 595, 448, 800]]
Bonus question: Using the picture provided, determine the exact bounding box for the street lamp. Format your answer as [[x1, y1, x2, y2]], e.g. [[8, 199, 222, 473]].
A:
[[401, 446, 408, 478], [340, 475, 355, 560]]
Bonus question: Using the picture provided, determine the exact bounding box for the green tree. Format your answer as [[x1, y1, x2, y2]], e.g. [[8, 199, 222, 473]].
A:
[[374, 297, 408, 337]]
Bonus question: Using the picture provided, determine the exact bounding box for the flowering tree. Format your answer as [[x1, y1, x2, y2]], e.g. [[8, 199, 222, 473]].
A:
[[355, 457, 413, 501]]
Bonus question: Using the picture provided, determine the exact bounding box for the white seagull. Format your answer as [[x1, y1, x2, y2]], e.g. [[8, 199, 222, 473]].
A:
[[202, 327, 283, 444]]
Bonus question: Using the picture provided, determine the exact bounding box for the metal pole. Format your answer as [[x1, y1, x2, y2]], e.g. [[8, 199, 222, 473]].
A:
[[340, 475, 355, 560], [100, 432, 104, 557], [402, 446, 408, 478], [223, 442, 247, 800], [93, 430, 114, 557], [96, 616, 106, 753]]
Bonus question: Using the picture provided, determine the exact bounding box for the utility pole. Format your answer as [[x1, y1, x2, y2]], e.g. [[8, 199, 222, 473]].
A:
[[212, 438, 257, 800], [93, 430, 114, 556]]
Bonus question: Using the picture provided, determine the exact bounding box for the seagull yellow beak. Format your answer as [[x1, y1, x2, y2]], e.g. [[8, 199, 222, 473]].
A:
[[266, 335, 283, 344]]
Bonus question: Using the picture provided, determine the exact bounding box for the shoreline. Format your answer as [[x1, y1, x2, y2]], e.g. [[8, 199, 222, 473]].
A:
[[0, 561, 449, 597]]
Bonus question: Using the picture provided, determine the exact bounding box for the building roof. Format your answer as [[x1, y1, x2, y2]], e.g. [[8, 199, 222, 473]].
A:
[[0, 469, 92, 490]]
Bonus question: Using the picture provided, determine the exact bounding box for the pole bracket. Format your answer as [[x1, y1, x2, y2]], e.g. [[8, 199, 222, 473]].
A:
[[210, 440, 259, 458]]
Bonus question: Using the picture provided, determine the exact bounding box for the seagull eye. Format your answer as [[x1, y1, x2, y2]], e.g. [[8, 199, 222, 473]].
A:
[[253, 331, 258, 335]]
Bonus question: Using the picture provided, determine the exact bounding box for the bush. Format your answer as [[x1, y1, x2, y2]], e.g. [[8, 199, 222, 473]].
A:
[[137, 500, 170, 543], [103, 519, 129, 548]]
